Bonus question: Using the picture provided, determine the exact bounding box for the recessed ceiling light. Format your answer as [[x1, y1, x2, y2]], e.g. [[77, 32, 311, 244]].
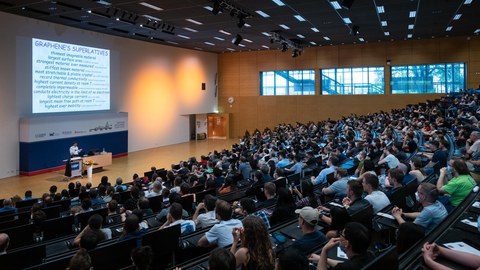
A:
[[359, 38, 364, 41], [311, 27, 320, 32], [453, 14, 462, 20], [272, 0, 286, 6], [244, 39, 253, 43], [464, 0, 473, 4], [323, 36, 330, 40], [139, 2, 163, 11], [256, 10, 270, 18], [143, 15, 162, 21], [177, 34, 190, 39], [194, 47, 203, 50], [446, 26, 453, 31], [381, 21, 387, 26], [166, 41, 178, 45], [227, 48, 235, 51], [183, 27, 198, 32], [261, 32, 271, 36], [238, 44, 245, 47], [330, 1, 342, 10], [474, 29, 480, 33], [219, 30, 231, 35], [262, 45, 270, 49], [384, 32, 390, 36], [204, 42, 215, 46], [244, 23, 251, 27], [407, 34, 413, 38], [204, 6, 213, 11], [408, 24, 414, 30], [310, 41, 317, 45], [343, 18, 352, 24], [279, 24, 290, 29], [377, 6, 385, 13], [409, 11, 416, 18], [294, 15, 306, 21], [297, 34, 305, 38], [186, 18, 203, 25], [214, 37, 225, 41]]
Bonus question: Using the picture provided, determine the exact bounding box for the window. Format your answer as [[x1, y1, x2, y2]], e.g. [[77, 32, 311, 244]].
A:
[[321, 67, 384, 95], [391, 62, 465, 94], [260, 70, 315, 96]]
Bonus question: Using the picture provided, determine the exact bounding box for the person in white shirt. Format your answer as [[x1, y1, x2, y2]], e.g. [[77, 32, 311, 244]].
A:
[[362, 173, 390, 214], [378, 146, 400, 169], [144, 180, 163, 198], [159, 203, 195, 236], [69, 142, 82, 157], [192, 194, 219, 228]]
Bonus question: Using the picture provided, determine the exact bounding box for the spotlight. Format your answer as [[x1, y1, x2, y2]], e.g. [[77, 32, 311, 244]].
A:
[[232, 34, 243, 46], [350, 25, 359, 35], [212, 0, 222, 15], [281, 42, 288, 52], [237, 15, 246, 28], [341, 0, 355, 10]]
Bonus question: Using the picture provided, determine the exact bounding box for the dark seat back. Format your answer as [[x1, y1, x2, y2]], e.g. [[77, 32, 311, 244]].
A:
[[15, 198, 39, 209], [42, 205, 62, 219], [148, 195, 163, 213], [181, 194, 195, 214], [90, 238, 137, 270], [47, 199, 72, 212], [195, 189, 216, 205], [0, 244, 46, 269], [351, 204, 374, 230], [76, 207, 108, 230], [41, 215, 75, 240], [2, 223, 35, 249], [287, 173, 301, 186], [142, 224, 181, 269], [389, 187, 407, 211]]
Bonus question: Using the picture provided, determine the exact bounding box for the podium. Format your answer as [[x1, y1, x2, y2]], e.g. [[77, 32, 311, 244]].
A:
[[64, 153, 112, 178]]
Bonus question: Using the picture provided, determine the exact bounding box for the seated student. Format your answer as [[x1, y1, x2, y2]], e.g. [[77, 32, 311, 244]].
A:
[[321, 167, 349, 199], [384, 168, 407, 211], [276, 248, 310, 270], [131, 246, 153, 270], [192, 194, 218, 229], [319, 180, 371, 228], [290, 206, 327, 255], [68, 248, 92, 270], [309, 222, 374, 270], [284, 155, 304, 175], [118, 215, 147, 246], [409, 158, 426, 183], [207, 247, 236, 270], [422, 242, 480, 270], [73, 214, 111, 247], [197, 200, 243, 248], [292, 179, 321, 208], [311, 156, 340, 185], [436, 158, 476, 211], [378, 146, 400, 170], [269, 187, 296, 227], [362, 173, 390, 214], [156, 193, 189, 223], [234, 197, 271, 229], [424, 140, 448, 174], [255, 182, 277, 209], [159, 203, 195, 236], [392, 183, 448, 234], [0, 199, 17, 214]]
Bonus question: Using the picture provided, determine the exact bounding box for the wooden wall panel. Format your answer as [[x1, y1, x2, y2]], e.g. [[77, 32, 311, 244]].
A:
[[218, 36, 480, 138]]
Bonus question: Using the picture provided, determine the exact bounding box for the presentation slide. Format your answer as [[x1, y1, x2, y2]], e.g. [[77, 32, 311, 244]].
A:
[[32, 38, 110, 113]]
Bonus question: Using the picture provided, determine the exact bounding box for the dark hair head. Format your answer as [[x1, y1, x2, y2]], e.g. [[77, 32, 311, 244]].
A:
[[25, 190, 32, 198], [68, 182, 75, 190], [329, 156, 340, 166], [239, 198, 256, 215], [89, 189, 98, 199], [180, 182, 191, 195], [277, 248, 309, 270], [79, 230, 99, 251], [343, 222, 370, 254], [363, 173, 380, 190], [81, 198, 92, 211], [49, 185, 57, 194], [263, 182, 276, 197], [169, 202, 183, 220], [138, 197, 150, 210], [208, 247, 236, 270], [68, 248, 92, 270], [363, 159, 375, 172], [276, 187, 295, 208], [215, 200, 232, 221], [168, 192, 182, 204], [204, 194, 217, 211], [87, 214, 103, 230], [130, 186, 140, 199], [335, 167, 348, 178], [347, 180, 364, 198], [124, 214, 139, 234], [108, 200, 118, 212], [240, 216, 275, 269], [451, 158, 470, 175], [131, 246, 153, 270], [396, 222, 425, 254], [419, 183, 439, 203], [388, 168, 404, 184]]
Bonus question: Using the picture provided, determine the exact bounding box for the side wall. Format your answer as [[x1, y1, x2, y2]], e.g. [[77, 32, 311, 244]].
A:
[[218, 36, 480, 138], [0, 12, 218, 179]]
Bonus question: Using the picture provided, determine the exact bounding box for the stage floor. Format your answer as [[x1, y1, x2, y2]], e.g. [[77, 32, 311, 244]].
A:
[[0, 138, 237, 200]]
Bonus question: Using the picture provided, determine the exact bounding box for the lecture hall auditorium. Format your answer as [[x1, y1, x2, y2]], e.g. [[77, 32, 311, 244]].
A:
[[1, 0, 480, 269]]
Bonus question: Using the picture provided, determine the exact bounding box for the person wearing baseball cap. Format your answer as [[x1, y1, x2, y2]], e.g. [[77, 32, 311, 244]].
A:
[[290, 206, 327, 254]]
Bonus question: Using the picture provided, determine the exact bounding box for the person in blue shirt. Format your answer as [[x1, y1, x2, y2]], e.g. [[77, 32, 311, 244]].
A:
[[311, 156, 340, 185], [0, 199, 17, 214], [285, 155, 304, 175], [276, 153, 291, 168]]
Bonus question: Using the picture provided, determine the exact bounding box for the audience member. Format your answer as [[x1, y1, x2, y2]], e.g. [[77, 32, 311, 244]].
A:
[[362, 173, 390, 214], [290, 206, 327, 254], [159, 202, 195, 235], [197, 200, 242, 248], [321, 167, 349, 199], [269, 187, 296, 227], [0, 233, 9, 254], [67, 248, 92, 270], [276, 248, 309, 270], [422, 242, 480, 270], [230, 215, 275, 270], [312, 156, 340, 185], [437, 158, 476, 211], [0, 198, 17, 214], [192, 194, 219, 228], [131, 246, 153, 270]]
